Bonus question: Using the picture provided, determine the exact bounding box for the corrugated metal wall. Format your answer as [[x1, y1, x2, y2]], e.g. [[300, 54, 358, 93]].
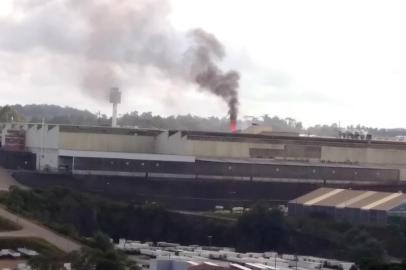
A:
[[69, 156, 399, 182]]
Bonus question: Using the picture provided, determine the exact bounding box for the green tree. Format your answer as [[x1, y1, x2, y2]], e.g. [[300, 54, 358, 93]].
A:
[[343, 228, 385, 264], [69, 232, 126, 270], [0, 106, 24, 122], [28, 253, 65, 270], [234, 205, 289, 251]]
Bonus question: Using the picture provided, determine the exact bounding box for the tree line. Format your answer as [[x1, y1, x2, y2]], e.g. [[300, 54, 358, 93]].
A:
[[1, 186, 406, 267], [2, 104, 406, 137]]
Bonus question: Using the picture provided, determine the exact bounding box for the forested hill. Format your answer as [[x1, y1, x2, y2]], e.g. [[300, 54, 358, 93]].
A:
[[11, 104, 97, 124], [6, 104, 301, 133], [3, 104, 406, 137]]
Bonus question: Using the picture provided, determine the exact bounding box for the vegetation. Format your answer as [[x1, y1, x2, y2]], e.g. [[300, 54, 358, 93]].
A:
[[0, 105, 25, 122], [28, 232, 131, 270], [0, 186, 231, 244], [358, 261, 406, 270], [0, 215, 22, 231], [1, 186, 406, 266], [68, 232, 131, 270], [5, 104, 406, 137], [28, 233, 130, 270], [0, 237, 63, 257]]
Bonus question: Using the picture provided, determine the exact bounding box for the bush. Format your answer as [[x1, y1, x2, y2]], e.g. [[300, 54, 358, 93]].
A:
[[3, 186, 406, 264], [0, 216, 22, 231]]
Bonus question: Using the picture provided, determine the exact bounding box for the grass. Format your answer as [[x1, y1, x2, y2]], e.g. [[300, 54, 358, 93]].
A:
[[0, 216, 22, 232]]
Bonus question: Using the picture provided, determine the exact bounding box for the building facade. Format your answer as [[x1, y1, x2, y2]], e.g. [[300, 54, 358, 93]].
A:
[[1, 123, 406, 183]]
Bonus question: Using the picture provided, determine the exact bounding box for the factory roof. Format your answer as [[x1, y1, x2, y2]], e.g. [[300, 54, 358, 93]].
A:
[[290, 188, 406, 211], [59, 149, 195, 162]]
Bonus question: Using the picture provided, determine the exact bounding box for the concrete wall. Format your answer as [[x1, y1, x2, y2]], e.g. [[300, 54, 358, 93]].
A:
[[59, 132, 155, 153], [154, 131, 191, 155], [31, 148, 58, 170], [25, 125, 59, 149], [321, 146, 366, 164], [25, 125, 59, 170], [321, 146, 406, 166], [364, 148, 406, 166], [187, 140, 285, 159]]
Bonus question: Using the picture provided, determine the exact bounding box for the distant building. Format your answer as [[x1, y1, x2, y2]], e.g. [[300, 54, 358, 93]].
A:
[[120, 239, 355, 270], [288, 187, 406, 224], [149, 255, 354, 270]]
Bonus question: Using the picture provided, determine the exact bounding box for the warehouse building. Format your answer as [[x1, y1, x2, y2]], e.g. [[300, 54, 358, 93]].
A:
[[0, 122, 405, 183], [288, 187, 406, 224]]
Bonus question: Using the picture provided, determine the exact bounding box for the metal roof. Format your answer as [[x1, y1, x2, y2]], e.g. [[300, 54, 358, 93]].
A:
[[290, 188, 406, 211], [58, 149, 196, 162]]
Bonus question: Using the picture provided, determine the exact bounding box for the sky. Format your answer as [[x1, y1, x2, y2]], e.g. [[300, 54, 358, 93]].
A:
[[1, 0, 406, 128]]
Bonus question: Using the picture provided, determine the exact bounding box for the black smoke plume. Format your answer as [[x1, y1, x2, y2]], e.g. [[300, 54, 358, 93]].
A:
[[188, 29, 240, 121]]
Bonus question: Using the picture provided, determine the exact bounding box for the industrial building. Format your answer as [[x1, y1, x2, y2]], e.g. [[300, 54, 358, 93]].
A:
[[1, 122, 406, 184], [120, 240, 354, 270], [2, 88, 405, 186], [288, 187, 406, 224]]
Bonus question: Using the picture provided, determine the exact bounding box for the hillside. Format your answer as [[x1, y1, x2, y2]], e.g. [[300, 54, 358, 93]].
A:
[[2, 104, 406, 137]]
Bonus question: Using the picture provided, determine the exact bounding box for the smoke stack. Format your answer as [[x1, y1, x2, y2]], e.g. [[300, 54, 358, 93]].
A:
[[109, 87, 121, 127], [230, 119, 237, 133]]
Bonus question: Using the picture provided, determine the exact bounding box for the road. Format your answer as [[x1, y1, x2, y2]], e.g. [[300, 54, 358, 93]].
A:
[[0, 206, 81, 253]]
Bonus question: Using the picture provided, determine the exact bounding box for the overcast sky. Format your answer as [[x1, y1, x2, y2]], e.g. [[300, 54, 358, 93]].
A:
[[1, 0, 406, 128]]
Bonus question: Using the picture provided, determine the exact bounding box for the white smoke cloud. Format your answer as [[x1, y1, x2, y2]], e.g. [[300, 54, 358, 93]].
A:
[[0, 0, 240, 119]]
